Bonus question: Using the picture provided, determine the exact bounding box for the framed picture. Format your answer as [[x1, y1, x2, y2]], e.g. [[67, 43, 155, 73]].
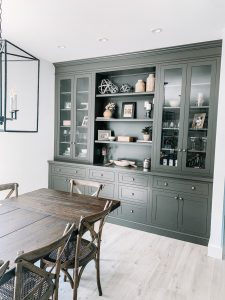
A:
[[121, 102, 136, 118], [81, 116, 88, 127], [98, 130, 111, 141], [192, 113, 206, 129]]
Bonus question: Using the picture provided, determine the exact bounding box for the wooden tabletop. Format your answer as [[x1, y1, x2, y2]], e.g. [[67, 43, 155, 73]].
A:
[[0, 188, 120, 266]]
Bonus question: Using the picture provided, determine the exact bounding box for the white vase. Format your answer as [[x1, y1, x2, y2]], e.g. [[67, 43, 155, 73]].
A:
[[135, 80, 145, 93], [103, 110, 112, 118], [146, 74, 155, 92]]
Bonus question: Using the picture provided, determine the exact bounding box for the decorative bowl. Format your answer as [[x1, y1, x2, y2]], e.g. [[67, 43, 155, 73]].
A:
[[108, 136, 116, 141], [111, 160, 135, 167], [169, 99, 180, 107]]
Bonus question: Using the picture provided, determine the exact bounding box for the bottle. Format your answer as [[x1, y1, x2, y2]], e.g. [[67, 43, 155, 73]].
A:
[[143, 158, 151, 170], [146, 74, 155, 92]]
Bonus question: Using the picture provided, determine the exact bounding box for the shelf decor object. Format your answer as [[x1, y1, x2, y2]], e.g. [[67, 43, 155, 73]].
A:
[[146, 73, 155, 92], [0, 0, 39, 132], [98, 79, 119, 94], [135, 79, 145, 92], [121, 102, 136, 118], [120, 83, 132, 93], [103, 102, 116, 118]]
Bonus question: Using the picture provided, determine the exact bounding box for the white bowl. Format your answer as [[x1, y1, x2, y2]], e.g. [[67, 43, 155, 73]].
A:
[[113, 160, 135, 167], [169, 99, 180, 107], [108, 136, 116, 141]]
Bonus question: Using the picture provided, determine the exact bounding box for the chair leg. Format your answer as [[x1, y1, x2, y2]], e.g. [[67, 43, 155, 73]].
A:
[[95, 252, 102, 296], [73, 267, 79, 300]]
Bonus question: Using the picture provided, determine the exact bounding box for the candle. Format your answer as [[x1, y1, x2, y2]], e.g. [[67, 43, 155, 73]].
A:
[[9, 91, 17, 112]]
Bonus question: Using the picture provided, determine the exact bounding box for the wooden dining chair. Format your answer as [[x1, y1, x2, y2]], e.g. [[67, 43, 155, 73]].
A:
[[0, 183, 19, 199], [70, 179, 103, 198], [42, 200, 113, 300], [0, 223, 75, 300]]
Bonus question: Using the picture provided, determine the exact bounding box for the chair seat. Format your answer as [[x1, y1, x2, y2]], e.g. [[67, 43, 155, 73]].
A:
[[44, 236, 97, 268], [0, 268, 53, 300]]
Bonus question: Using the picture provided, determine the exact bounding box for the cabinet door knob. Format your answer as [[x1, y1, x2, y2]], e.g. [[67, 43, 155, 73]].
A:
[[130, 210, 134, 213], [132, 178, 135, 181], [191, 186, 195, 190], [101, 174, 103, 177], [75, 171, 77, 174], [178, 149, 182, 152], [179, 197, 183, 200], [131, 193, 134, 196], [164, 182, 168, 186], [174, 196, 178, 200], [182, 149, 186, 152]]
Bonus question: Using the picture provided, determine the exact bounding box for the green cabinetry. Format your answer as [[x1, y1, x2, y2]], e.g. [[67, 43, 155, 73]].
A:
[[51, 41, 221, 246], [154, 60, 217, 176]]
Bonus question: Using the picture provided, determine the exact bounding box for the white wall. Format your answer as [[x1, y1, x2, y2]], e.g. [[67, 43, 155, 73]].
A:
[[0, 59, 55, 194], [208, 32, 225, 259]]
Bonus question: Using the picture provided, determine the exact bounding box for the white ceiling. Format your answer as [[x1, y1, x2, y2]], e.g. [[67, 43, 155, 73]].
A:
[[3, 0, 225, 63]]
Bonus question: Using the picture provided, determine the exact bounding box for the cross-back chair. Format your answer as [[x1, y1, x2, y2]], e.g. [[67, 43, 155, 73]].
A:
[[42, 200, 113, 300], [0, 183, 19, 199], [0, 223, 75, 300], [70, 179, 103, 198]]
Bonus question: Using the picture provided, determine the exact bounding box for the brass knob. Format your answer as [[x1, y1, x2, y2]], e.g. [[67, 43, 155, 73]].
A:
[[191, 186, 195, 190], [174, 196, 178, 200], [130, 210, 134, 213], [164, 182, 168, 186], [178, 149, 182, 152], [182, 149, 186, 152], [179, 197, 183, 200]]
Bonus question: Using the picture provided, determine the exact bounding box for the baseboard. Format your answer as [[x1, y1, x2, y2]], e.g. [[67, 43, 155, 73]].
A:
[[208, 242, 223, 259]]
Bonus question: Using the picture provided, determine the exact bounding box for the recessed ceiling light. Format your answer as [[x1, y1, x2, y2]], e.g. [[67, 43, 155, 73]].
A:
[[151, 28, 162, 34], [57, 45, 66, 49], [98, 37, 109, 43]]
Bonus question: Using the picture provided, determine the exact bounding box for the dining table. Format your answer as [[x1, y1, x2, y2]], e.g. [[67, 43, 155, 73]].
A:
[[0, 188, 120, 267]]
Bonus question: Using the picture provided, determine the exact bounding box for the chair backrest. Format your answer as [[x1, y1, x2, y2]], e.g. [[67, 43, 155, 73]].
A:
[[0, 261, 9, 279], [0, 183, 19, 199], [77, 201, 113, 246], [70, 179, 103, 197], [0, 223, 75, 300]]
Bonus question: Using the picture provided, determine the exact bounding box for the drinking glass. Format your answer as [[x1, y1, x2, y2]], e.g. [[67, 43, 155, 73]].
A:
[[190, 137, 196, 150]]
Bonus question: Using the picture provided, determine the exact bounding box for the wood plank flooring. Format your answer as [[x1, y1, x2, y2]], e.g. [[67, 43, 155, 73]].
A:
[[59, 223, 225, 300]]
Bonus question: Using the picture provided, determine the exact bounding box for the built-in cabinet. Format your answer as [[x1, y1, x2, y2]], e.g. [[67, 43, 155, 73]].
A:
[[51, 41, 221, 246], [155, 60, 217, 176], [56, 74, 92, 162]]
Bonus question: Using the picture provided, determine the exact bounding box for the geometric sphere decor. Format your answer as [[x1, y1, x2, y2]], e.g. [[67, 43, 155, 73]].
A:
[[120, 83, 132, 93], [98, 79, 119, 94]]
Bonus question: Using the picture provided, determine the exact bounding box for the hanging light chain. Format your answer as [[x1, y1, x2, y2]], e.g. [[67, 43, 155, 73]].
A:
[[0, 0, 2, 39]]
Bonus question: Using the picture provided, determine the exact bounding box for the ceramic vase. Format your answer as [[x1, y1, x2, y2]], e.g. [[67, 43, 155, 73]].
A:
[[146, 74, 155, 92], [143, 134, 151, 141], [135, 80, 145, 93], [103, 109, 112, 118]]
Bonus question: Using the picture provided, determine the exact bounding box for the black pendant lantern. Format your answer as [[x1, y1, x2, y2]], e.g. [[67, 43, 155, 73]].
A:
[[0, 0, 40, 132]]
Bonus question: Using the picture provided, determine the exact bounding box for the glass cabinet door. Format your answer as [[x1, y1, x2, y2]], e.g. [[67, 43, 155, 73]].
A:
[[182, 61, 216, 174], [58, 78, 73, 158], [73, 75, 91, 161], [156, 65, 186, 171]]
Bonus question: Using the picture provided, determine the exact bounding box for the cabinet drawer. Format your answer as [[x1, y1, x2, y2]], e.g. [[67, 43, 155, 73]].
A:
[[119, 173, 149, 187], [153, 176, 209, 196], [52, 166, 86, 178], [119, 185, 148, 205], [89, 169, 115, 182], [88, 183, 115, 199], [118, 203, 147, 224]]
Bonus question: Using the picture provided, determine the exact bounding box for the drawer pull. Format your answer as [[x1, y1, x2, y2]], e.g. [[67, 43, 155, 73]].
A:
[[75, 171, 77, 174], [132, 178, 135, 181], [164, 182, 168, 186], [174, 196, 178, 200], [131, 193, 134, 196], [179, 197, 183, 201], [191, 186, 195, 190], [130, 210, 134, 213], [101, 174, 103, 177], [182, 149, 186, 152], [178, 149, 182, 152]]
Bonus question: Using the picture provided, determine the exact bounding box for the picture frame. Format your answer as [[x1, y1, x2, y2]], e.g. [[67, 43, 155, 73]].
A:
[[98, 130, 111, 141], [81, 116, 88, 127], [121, 102, 136, 118], [192, 113, 206, 129]]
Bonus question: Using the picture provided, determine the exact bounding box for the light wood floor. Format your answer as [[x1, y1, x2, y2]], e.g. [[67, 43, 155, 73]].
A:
[[59, 223, 225, 300]]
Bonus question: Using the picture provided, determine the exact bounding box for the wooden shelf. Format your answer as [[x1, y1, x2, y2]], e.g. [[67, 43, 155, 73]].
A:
[[187, 149, 206, 153], [60, 109, 71, 111], [189, 106, 210, 109], [96, 91, 154, 98], [60, 92, 71, 95], [189, 128, 208, 131], [163, 106, 180, 109], [77, 91, 88, 94], [96, 117, 153, 122], [162, 128, 179, 130], [77, 109, 88, 111], [95, 140, 152, 146]]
